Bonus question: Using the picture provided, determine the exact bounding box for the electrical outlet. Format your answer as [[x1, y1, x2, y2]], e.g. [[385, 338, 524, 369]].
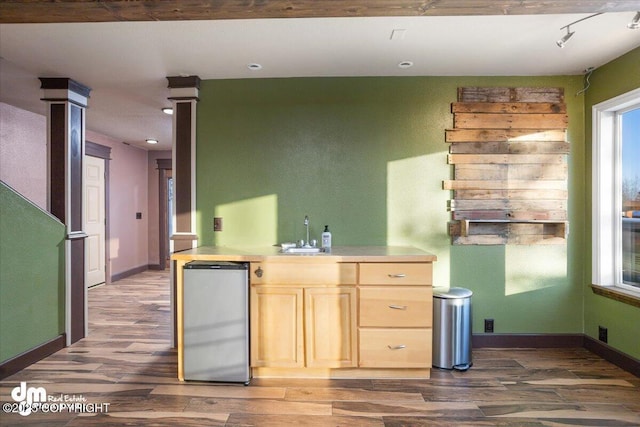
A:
[[213, 217, 223, 231], [598, 326, 608, 343], [136, 212, 142, 219], [484, 318, 494, 333]]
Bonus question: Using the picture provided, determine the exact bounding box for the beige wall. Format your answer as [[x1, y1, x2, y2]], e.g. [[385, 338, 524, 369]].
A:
[[0, 102, 47, 209]]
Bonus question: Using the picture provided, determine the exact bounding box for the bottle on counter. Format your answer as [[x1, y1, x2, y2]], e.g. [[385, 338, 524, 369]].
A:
[[321, 225, 332, 252]]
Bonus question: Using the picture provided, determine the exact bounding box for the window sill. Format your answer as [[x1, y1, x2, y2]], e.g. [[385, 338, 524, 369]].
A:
[[591, 284, 640, 308]]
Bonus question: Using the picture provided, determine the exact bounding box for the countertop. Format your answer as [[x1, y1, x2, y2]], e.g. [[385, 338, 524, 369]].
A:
[[171, 245, 437, 263]]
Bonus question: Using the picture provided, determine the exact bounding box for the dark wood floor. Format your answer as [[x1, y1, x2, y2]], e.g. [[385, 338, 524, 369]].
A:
[[1, 270, 638, 426]]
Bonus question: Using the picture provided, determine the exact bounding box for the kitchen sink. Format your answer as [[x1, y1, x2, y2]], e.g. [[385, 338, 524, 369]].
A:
[[282, 247, 323, 254]]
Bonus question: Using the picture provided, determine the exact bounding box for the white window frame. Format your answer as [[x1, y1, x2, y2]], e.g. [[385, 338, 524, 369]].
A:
[[592, 87, 640, 294]]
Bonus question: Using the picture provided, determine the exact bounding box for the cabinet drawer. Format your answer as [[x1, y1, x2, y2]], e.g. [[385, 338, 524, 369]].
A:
[[359, 287, 432, 327], [359, 263, 432, 285], [251, 262, 357, 285], [359, 328, 432, 368]]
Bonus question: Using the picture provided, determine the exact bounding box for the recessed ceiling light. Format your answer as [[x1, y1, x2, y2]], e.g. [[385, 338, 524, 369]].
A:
[[248, 63, 263, 71], [398, 61, 414, 69], [161, 107, 174, 115], [146, 138, 158, 145], [390, 29, 407, 41]]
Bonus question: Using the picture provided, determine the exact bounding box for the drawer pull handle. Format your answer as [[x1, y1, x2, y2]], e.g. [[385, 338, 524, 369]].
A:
[[388, 344, 406, 350], [388, 273, 406, 278], [254, 267, 263, 278], [388, 304, 408, 310]]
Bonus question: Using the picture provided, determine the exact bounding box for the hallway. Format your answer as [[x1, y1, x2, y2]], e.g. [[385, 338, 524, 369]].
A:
[[0, 270, 638, 426]]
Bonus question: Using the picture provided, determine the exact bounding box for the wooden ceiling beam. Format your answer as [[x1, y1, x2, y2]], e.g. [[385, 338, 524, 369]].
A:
[[1, 1, 640, 24]]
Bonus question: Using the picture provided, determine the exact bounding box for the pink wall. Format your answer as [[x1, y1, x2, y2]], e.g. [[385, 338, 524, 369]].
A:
[[86, 131, 150, 276], [0, 101, 163, 278], [0, 102, 47, 209]]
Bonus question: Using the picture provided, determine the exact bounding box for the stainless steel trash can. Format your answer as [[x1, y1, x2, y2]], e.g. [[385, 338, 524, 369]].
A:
[[432, 287, 473, 371]]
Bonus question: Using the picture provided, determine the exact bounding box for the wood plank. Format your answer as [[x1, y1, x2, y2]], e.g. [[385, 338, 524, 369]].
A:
[[454, 164, 567, 180], [453, 189, 568, 200], [458, 87, 564, 103], [5, 1, 636, 24], [449, 141, 570, 154], [443, 179, 567, 190], [453, 234, 507, 245], [452, 102, 566, 114], [452, 210, 568, 221], [514, 87, 565, 103], [450, 221, 567, 241], [453, 113, 568, 129], [450, 199, 567, 211], [445, 129, 566, 142], [448, 154, 566, 164], [453, 234, 566, 245]]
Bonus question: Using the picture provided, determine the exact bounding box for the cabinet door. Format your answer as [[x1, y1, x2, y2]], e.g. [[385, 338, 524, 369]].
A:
[[250, 286, 304, 368], [305, 287, 357, 368]]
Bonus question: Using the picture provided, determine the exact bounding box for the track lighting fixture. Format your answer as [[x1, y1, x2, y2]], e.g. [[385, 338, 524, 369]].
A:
[[556, 27, 574, 48], [555, 13, 602, 48], [629, 11, 640, 29]]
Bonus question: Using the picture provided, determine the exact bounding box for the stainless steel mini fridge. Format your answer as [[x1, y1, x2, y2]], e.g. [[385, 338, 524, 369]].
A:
[[183, 261, 250, 384]]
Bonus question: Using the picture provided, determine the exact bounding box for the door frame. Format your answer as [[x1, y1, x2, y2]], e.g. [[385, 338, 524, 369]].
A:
[[85, 141, 111, 284], [157, 158, 172, 270]]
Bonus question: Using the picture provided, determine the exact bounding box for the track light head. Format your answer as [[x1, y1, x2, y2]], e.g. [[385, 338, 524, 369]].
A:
[[628, 11, 640, 29], [556, 27, 574, 48]]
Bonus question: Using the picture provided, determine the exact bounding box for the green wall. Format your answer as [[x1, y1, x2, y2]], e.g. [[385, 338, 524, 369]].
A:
[[0, 181, 66, 363], [583, 47, 640, 359], [197, 75, 586, 337]]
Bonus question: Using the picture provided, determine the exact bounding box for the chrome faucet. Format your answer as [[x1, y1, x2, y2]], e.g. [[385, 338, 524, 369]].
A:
[[304, 215, 310, 247]]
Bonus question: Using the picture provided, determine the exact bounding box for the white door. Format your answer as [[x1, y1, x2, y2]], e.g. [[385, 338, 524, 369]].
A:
[[84, 155, 106, 287]]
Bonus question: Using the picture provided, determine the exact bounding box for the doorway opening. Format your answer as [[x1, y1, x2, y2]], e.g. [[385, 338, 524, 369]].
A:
[[157, 159, 172, 269], [84, 141, 111, 288]]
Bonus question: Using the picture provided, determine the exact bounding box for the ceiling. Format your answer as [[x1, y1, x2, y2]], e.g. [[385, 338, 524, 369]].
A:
[[1, 2, 639, 150]]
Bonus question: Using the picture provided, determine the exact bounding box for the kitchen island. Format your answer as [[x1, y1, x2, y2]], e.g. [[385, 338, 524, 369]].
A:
[[172, 246, 436, 380]]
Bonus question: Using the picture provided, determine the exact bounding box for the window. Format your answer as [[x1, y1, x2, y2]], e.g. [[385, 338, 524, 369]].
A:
[[592, 88, 640, 295], [621, 108, 640, 288]]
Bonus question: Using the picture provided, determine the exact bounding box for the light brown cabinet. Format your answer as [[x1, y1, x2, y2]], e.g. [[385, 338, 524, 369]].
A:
[[358, 263, 433, 369], [305, 287, 357, 368], [359, 287, 432, 327], [359, 328, 432, 368], [250, 262, 358, 370], [250, 286, 304, 368], [250, 260, 433, 376], [174, 245, 436, 380]]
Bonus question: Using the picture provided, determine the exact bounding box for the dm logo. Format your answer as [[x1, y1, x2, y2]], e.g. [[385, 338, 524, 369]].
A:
[[11, 382, 47, 416]]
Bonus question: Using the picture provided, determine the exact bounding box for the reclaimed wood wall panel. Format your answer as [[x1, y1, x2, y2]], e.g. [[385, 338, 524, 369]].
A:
[[445, 87, 569, 245], [454, 164, 568, 181], [457, 87, 566, 103], [445, 128, 566, 142], [449, 141, 571, 154], [451, 102, 566, 114], [453, 113, 568, 129]]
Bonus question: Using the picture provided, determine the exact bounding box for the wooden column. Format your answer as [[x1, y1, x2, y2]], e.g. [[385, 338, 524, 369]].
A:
[[167, 76, 200, 252], [40, 77, 91, 345]]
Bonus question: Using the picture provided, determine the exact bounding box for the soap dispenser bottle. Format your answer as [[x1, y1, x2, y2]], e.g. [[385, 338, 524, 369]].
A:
[[321, 225, 332, 252]]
